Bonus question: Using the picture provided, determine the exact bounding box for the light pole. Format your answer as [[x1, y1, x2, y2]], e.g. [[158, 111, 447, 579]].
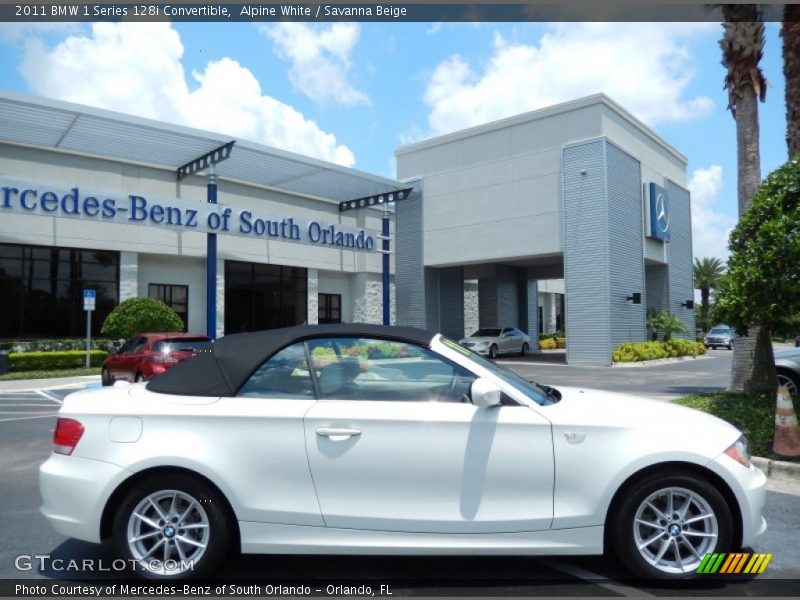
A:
[[177, 141, 235, 339], [339, 187, 413, 326]]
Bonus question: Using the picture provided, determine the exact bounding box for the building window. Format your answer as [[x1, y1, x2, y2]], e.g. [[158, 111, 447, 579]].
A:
[[318, 293, 341, 324], [224, 261, 307, 333], [0, 243, 119, 339], [148, 284, 189, 330]]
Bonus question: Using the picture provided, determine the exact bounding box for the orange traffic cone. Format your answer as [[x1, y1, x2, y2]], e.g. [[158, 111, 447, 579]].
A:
[[773, 385, 800, 457]]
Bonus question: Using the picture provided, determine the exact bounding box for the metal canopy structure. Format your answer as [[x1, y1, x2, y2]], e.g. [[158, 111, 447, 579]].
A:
[[0, 90, 403, 202]]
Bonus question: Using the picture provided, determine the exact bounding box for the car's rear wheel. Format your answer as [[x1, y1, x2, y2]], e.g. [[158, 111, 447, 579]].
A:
[[520, 342, 529, 357], [113, 474, 233, 579], [489, 344, 498, 359], [777, 370, 799, 398], [134, 373, 145, 383], [612, 471, 732, 579], [101, 368, 113, 386]]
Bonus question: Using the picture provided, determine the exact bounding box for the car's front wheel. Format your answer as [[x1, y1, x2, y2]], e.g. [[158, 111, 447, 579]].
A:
[[612, 471, 733, 579], [113, 473, 233, 579], [101, 368, 113, 386], [520, 342, 529, 357], [489, 344, 499, 359], [777, 370, 799, 398]]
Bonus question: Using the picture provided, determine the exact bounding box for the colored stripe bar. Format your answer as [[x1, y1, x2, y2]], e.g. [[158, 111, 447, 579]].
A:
[[758, 554, 773, 573], [710, 553, 727, 574], [696, 554, 713, 573], [719, 553, 737, 574], [733, 553, 751, 573]]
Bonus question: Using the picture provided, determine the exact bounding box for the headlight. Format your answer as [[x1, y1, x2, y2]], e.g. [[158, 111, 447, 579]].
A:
[[724, 435, 751, 467], [475, 341, 489, 347]]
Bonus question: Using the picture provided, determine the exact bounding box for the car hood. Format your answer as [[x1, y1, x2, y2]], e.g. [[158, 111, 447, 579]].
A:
[[541, 386, 740, 452], [775, 347, 800, 360]]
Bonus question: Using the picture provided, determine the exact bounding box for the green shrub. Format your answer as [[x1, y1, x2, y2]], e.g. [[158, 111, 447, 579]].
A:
[[675, 392, 794, 461], [101, 297, 183, 339], [611, 340, 706, 362], [1, 338, 121, 353], [9, 350, 108, 371]]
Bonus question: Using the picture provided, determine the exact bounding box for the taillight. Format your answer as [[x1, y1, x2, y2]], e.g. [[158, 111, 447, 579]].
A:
[[53, 418, 84, 455]]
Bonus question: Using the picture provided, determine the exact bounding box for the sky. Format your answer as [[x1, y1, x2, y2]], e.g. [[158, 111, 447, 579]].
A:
[[0, 20, 790, 262]]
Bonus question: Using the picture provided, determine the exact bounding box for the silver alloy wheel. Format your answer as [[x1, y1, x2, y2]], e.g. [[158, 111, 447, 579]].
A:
[[777, 373, 798, 398], [126, 489, 210, 576], [633, 486, 718, 575]]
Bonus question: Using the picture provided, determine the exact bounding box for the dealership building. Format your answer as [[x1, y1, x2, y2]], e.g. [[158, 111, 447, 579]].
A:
[[0, 91, 694, 364]]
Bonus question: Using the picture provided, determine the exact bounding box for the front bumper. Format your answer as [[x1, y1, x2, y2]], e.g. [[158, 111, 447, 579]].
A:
[[708, 452, 767, 547], [40, 453, 131, 543]]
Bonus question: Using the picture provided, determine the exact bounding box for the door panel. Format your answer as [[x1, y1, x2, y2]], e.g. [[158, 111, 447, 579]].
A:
[[304, 400, 553, 533]]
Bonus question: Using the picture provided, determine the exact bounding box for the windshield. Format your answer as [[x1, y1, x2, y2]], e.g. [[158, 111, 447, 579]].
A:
[[471, 328, 501, 337], [708, 328, 730, 335], [440, 337, 554, 405]]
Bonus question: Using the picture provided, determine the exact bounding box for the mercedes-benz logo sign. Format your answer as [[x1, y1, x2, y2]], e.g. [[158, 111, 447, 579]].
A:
[[655, 192, 669, 233]]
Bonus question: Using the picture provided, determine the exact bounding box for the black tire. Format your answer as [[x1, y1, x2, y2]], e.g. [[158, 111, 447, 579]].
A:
[[777, 369, 800, 398], [727, 343, 732, 350], [520, 342, 529, 357], [101, 368, 113, 386], [711, 345, 717, 350], [489, 344, 498, 359], [134, 373, 145, 383], [113, 473, 233, 579], [611, 470, 733, 580]]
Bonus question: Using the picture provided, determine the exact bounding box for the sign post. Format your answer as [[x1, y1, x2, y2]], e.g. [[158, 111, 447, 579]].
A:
[[83, 289, 96, 368]]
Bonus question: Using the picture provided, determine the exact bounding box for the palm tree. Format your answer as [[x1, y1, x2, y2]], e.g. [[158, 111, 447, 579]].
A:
[[693, 257, 725, 333], [783, 7, 800, 158], [720, 8, 775, 395]]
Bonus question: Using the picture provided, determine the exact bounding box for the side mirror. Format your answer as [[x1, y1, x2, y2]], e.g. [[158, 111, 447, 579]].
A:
[[471, 377, 502, 408]]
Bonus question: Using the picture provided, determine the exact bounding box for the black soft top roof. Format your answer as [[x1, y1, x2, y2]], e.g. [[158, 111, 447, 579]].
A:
[[146, 323, 437, 397]]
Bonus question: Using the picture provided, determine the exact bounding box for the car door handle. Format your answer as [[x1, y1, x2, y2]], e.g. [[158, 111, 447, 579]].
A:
[[316, 427, 361, 440]]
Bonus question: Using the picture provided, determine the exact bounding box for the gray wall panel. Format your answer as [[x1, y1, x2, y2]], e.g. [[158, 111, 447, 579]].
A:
[[395, 182, 425, 328], [606, 143, 646, 348], [439, 267, 465, 338], [665, 180, 695, 338], [563, 140, 611, 363], [496, 265, 520, 328], [478, 277, 498, 328]]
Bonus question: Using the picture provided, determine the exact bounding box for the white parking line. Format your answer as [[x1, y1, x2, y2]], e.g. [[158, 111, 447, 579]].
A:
[[541, 558, 653, 597], [35, 389, 64, 404]]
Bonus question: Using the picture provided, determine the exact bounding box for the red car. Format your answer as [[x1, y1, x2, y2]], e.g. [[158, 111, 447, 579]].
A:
[[101, 332, 213, 385]]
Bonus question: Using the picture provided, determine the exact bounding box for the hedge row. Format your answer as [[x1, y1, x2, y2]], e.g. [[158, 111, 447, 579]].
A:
[[539, 338, 566, 350], [0, 339, 121, 353], [9, 350, 109, 372], [612, 339, 706, 362]]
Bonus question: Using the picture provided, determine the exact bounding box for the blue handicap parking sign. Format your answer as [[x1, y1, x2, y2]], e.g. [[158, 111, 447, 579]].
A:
[[83, 289, 96, 299]]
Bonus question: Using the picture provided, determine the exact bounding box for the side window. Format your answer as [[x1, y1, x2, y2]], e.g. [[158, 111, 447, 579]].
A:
[[131, 337, 149, 352], [306, 337, 476, 403], [118, 337, 138, 354], [237, 342, 315, 399]]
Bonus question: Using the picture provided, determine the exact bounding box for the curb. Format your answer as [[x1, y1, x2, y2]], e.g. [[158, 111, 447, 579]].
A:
[[752, 456, 800, 480]]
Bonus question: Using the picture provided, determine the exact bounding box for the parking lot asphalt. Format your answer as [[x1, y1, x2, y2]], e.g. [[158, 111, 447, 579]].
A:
[[1, 357, 799, 596], [499, 348, 738, 401]]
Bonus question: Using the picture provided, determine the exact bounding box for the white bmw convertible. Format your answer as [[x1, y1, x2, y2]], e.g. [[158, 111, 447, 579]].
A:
[[40, 324, 766, 580]]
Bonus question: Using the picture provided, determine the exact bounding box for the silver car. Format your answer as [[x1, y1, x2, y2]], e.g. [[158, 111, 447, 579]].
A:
[[459, 327, 532, 358], [776, 347, 800, 398], [704, 325, 734, 350]]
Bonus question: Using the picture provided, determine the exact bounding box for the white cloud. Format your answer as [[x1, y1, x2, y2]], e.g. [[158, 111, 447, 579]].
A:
[[17, 23, 355, 167], [423, 23, 716, 136], [426, 23, 443, 36], [688, 165, 736, 260], [261, 23, 368, 106]]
